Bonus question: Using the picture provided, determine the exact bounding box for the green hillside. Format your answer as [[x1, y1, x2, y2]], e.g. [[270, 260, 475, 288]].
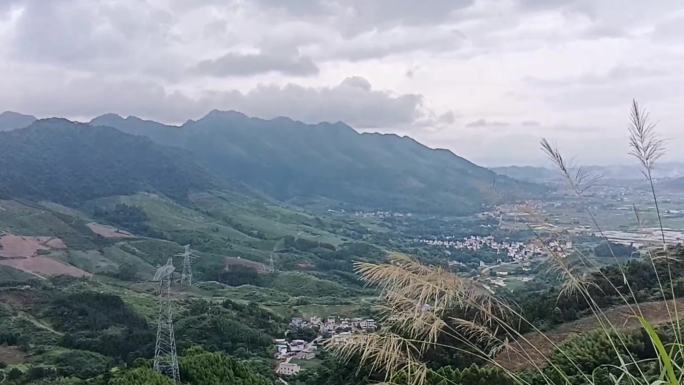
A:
[[0, 119, 211, 204], [92, 111, 542, 214]]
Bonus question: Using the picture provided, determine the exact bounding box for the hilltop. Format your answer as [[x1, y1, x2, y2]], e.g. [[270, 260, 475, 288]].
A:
[[0, 111, 36, 131]]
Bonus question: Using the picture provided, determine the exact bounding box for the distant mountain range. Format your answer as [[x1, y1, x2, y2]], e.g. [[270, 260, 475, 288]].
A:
[[0, 110, 543, 214], [494, 163, 684, 185], [90, 110, 542, 214]]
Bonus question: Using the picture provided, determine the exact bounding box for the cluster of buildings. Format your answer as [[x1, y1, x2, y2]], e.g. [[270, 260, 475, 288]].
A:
[[274, 316, 377, 377], [420, 235, 572, 262], [274, 338, 318, 376], [290, 315, 377, 334]]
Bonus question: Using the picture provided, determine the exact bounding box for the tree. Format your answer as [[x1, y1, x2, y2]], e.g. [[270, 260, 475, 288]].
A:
[[109, 367, 174, 385]]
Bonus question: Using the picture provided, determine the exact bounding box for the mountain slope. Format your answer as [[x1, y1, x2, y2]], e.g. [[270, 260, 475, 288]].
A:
[[91, 111, 541, 214], [493, 166, 561, 184], [0, 119, 212, 203], [0, 111, 37, 131]]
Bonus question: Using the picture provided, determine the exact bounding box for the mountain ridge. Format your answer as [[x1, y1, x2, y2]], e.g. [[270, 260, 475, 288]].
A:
[[0, 111, 37, 131], [90, 110, 543, 214], [0, 118, 212, 203]]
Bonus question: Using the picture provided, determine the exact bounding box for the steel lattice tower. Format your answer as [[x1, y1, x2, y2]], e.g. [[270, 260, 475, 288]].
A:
[[179, 244, 193, 287], [269, 253, 276, 273], [153, 258, 180, 383]]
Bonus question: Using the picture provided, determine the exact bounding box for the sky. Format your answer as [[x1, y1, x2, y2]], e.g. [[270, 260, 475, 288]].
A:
[[1, 0, 683, 166]]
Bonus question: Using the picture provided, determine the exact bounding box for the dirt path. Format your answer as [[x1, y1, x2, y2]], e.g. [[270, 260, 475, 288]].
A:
[[496, 298, 684, 371]]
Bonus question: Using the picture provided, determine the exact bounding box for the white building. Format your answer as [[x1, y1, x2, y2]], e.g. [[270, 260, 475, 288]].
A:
[[276, 362, 301, 376]]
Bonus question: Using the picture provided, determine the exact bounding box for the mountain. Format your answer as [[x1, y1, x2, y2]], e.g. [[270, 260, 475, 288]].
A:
[[0, 111, 36, 131], [0, 118, 212, 203], [91, 110, 542, 214], [662, 177, 684, 191], [90, 113, 181, 141], [492, 166, 561, 184]]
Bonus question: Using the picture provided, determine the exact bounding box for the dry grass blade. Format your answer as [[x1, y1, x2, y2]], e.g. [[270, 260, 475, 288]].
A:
[[327, 332, 417, 376], [628, 99, 667, 250], [628, 99, 664, 175], [540, 138, 600, 196]]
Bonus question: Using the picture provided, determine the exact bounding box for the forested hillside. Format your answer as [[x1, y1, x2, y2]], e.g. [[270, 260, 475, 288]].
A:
[[0, 119, 211, 203], [92, 111, 542, 214]]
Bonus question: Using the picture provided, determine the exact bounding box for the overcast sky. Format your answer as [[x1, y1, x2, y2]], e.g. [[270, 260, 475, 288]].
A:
[[1, 0, 683, 166]]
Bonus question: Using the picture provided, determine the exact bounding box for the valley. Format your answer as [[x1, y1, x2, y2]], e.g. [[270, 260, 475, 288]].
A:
[[0, 113, 682, 385]]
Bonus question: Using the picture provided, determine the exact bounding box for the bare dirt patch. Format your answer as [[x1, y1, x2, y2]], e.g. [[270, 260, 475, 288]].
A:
[[0, 234, 89, 278], [0, 257, 90, 278], [496, 298, 684, 371], [0, 234, 66, 259], [0, 345, 26, 365], [86, 222, 135, 238]]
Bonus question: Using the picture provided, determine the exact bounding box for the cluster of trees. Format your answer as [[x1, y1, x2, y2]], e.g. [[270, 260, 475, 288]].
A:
[[107, 349, 274, 385], [521, 328, 662, 385], [219, 265, 263, 286], [0, 350, 273, 385], [428, 365, 516, 385], [175, 300, 285, 359], [520, 248, 684, 327], [45, 292, 154, 362], [93, 203, 158, 237]]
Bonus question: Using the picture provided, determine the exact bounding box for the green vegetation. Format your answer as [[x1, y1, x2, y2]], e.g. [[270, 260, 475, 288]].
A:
[[93, 110, 542, 215], [0, 120, 210, 204]]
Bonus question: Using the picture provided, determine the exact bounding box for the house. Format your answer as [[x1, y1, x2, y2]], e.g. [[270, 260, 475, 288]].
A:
[[276, 362, 301, 376], [330, 331, 352, 345]]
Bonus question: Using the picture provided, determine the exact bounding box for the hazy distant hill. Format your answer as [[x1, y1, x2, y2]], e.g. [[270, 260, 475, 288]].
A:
[[0, 111, 36, 131], [494, 163, 684, 185], [0, 119, 211, 203], [492, 166, 561, 184], [92, 111, 542, 214], [663, 177, 684, 191]]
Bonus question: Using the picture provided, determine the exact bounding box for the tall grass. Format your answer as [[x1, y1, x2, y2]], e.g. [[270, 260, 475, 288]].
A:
[[328, 101, 683, 385]]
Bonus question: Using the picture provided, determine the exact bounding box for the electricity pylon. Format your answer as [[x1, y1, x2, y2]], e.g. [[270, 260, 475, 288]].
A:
[[153, 258, 180, 383], [178, 244, 193, 287]]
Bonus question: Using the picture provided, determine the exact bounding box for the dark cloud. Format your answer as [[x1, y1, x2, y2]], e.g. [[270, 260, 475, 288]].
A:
[[194, 52, 319, 77]]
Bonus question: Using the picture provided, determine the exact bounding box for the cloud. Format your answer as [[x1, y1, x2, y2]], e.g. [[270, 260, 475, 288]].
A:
[[3, 0, 684, 165], [194, 51, 319, 77], [0, 74, 426, 129], [211, 77, 425, 128], [466, 119, 510, 128], [526, 65, 668, 87], [521, 120, 541, 127], [8, 0, 176, 73], [251, 0, 475, 34]]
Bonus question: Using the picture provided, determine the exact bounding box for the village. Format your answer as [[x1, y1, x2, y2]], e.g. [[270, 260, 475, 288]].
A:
[[419, 235, 572, 262], [418, 234, 574, 290], [274, 315, 377, 376]]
